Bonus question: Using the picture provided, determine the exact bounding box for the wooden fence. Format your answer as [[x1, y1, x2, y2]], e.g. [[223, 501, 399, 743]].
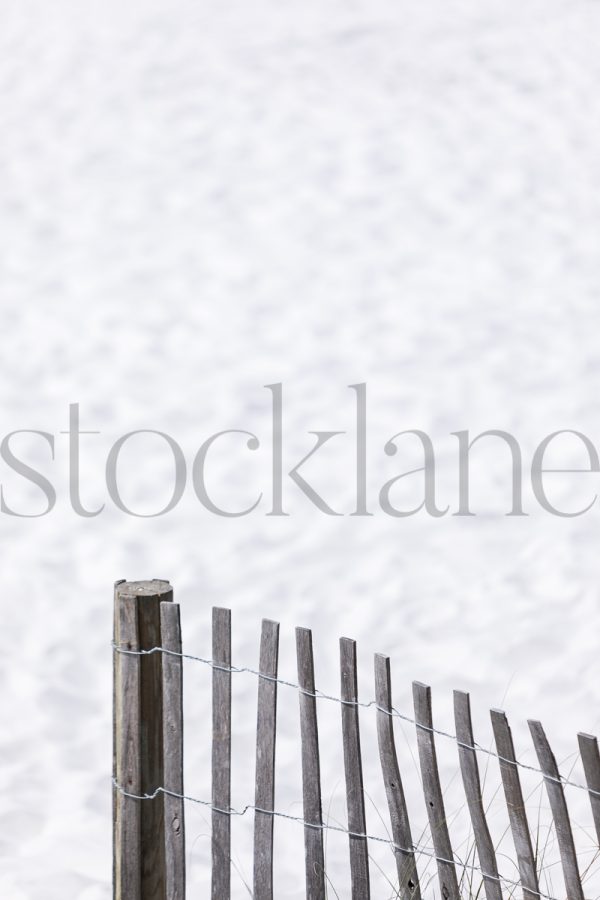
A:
[[112, 580, 600, 900]]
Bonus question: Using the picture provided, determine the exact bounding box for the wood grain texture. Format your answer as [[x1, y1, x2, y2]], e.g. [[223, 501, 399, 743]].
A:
[[114, 590, 141, 900], [490, 709, 539, 900], [112, 579, 126, 900], [577, 732, 600, 845], [528, 720, 583, 900], [413, 682, 460, 900], [161, 601, 186, 900], [453, 691, 502, 900], [137, 580, 173, 900], [253, 619, 280, 900], [339, 638, 370, 900], [296, 627, 326, 900], [374, 654, 420, 900], [212, 607, 232, 900]]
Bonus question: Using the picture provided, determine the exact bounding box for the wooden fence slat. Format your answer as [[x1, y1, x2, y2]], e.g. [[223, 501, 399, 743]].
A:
[[114, 591, 142, 900], [490, 710, 539, 900], [296, 627, 326, 900], [138, 581, 173, 899], [412, 682, 460, 900], [528, 720, 584, 900], [212, 607, 232, 900], [253, 619, 280, 900], [577, 732, 600, 845], [340, 638, 370, 899], [374, 654, 421, 900], [453, 691, 502, 900], [113, 578, 127, 900], [160, 601, 186, 900]]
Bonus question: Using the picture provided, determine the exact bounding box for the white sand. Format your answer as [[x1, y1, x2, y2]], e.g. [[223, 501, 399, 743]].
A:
[[1, 1, 600, 896]]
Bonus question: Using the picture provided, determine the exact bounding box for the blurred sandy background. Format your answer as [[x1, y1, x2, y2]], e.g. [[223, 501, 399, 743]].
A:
[[1, 1, 600, 896]]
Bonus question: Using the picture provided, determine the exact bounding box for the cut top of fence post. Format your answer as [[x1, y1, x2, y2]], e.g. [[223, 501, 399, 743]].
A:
[[118, 579, 173, 599]]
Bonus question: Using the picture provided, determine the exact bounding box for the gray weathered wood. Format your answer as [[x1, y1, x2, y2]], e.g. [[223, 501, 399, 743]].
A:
[[114, 589, 141, 900], [296, 627, 326, 900], [340, 638, 370, 899], [253, 619, 280, 900], [413, 682, 460, 900], [490, 710, 539, 900], [212, 607, 232, 900], [577, 732, 600, 845], [114, 579, 173, 900], [112, 579, 127, 900], [374, 654, 421, 900], [454, 691, 502, 900], [528, 720, 583, 900], [160, 601, 186, 900], [136, 579, 173, 900]]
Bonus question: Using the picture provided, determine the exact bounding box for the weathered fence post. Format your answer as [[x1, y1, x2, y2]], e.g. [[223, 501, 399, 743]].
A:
[[340, 637, 370, 900], [161, 600, 186, 900], [413, 682, 460, 900], [113, 578, 174, 900], [529, 720, 584, 900], [490, 709, 540, 900], [253, 619, 280, 900], [296, 626, 326, 900], [212, 607, 232, 900], [578, 732, 600, 845], [374, 654, 420, 900], [113, 583, 141, 900], [454, 691, 502, 900]]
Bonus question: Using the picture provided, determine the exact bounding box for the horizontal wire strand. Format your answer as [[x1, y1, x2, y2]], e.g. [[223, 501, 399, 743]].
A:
[[111, 777, 560, 900], [111, 640, 599, 799]]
